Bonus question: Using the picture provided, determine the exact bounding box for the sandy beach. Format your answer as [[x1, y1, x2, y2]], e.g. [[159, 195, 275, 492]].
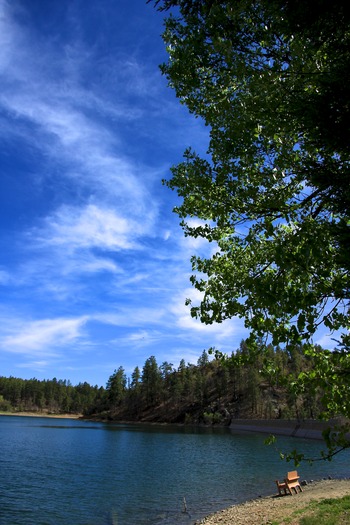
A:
[[196, 479, 350, 524], [0, 411, 82, 419]]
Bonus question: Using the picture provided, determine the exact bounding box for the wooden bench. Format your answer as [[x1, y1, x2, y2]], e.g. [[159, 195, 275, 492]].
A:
[[275, 479, 289, 495], [276, 470, 302, 495], [286, 470, 302, 494]]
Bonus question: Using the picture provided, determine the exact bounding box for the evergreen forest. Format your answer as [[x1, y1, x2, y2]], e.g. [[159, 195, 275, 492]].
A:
[[0, 341, 330, 425], [0, 376, 104, 415]]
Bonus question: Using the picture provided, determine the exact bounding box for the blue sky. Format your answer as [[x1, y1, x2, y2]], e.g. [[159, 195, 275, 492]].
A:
[[0, 0, 249, 387], [0, 0, 337, 388]]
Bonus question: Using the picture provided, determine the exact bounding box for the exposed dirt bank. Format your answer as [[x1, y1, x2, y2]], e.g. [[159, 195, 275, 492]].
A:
[[197, 479, 350, 524], [0, 411, 82, 419]]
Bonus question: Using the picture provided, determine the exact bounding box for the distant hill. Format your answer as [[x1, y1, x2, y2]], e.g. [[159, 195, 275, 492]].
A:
[[0, 341, 326, 425], [88, 342, 325, 425]]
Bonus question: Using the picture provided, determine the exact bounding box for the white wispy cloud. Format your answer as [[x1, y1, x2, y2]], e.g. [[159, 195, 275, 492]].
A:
[[169, 286, 247, 352], [17, 360, 52, 370], [0, 316, 88, 355], [2, 93, 155, 213], [0, 1, 158, 211], [0, 0, 162, 290], [34, 204, 142, 252]]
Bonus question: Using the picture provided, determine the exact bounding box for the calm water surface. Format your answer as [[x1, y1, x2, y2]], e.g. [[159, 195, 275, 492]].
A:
[[0, 415, 349, 524]]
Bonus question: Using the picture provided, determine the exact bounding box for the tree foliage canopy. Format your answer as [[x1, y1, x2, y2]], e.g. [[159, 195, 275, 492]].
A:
[[152, 0, 350, 447]]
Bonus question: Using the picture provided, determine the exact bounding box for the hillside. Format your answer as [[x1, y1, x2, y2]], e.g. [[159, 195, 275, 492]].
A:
[[88, 343, 325, 425], [0, 342, 327, 426]]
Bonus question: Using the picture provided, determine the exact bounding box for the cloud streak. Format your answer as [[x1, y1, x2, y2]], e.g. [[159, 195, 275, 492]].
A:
[[34, 204, 143, 252], [0, 316, 88, 355]]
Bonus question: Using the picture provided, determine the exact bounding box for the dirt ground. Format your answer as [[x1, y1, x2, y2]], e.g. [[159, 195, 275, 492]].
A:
[[197, 479, 350, 525], [0, 411, 82, 419]]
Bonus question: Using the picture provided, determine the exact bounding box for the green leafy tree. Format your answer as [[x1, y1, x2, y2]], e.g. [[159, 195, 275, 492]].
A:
[[152, 0, 350, 457]]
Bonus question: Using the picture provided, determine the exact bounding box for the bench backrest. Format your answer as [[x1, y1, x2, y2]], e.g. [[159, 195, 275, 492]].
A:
[[287, 470, 299, 481]]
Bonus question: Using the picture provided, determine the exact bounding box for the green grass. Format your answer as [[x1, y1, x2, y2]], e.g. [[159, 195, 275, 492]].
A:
[[298, 496, 350, 525], [270, 496, 350, 525]]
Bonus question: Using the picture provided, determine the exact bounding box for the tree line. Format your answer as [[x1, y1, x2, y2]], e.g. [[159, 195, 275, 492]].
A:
[[0, 376, 105, 415], [93, 340, 327, 425], [0, 341, 325, 422]]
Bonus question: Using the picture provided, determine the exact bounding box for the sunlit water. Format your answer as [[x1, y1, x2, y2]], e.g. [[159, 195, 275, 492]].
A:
[[0, 416, 349, 524]]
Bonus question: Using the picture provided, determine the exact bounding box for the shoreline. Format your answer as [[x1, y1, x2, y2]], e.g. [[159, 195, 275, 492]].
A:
[[2, 414, 343, 438], [229, 418, 339, 440], [0, 411, 83, 419], [196, 478, 350, 524]]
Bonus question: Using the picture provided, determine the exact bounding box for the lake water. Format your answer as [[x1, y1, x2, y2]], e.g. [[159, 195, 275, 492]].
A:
[[1, 416, 349, 525]]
